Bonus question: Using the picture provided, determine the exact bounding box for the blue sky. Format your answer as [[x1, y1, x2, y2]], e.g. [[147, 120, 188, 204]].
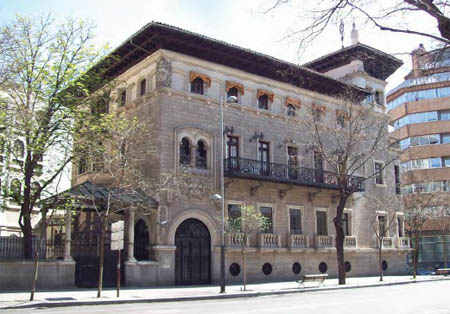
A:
[[0, 0, 439, 89]]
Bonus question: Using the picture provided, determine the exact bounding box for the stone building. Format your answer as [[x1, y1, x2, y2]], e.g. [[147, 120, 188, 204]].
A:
[[387, 44, 450, 268], [64, 22, 408, 287]]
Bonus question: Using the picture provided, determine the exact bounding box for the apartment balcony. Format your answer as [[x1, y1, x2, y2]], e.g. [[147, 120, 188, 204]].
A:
[[225, 233, 249, 247], [288, 234, 309, 248], [378, 237, 394, 249], [344, 236, 357, 248], [315, 235, 335, 248], [397, 237, 410, 249], [224, 157, 365, 191], [259, 233, 281, 248]]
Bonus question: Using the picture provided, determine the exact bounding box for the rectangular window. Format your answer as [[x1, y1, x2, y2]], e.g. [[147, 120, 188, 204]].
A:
[[289, 208, 302, 235], [140, 79, 147, 96], [316, 211, 328, 236], [444, 157, 450, 167], [431, 157, 441, 168], [258, 95, 269, 110], [287, 146, 298, 179], [227, 204, 241, 231], [342, 213, 350, 236], [120, 90, 127, 106], [259, 141, 270, 175], [375, 162, 384, 185], [394, 165, 401, 194], [397, 216, 404, 237], [260, 206, 273, 233], [226, 136, 239, 158], [314, 150, 324, 183], [442, 134, 450, 144], [378, 215, 387, 238]]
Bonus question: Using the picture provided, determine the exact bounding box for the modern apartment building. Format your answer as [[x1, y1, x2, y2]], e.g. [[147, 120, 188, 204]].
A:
[[52, 22, 408, 287], [387, 44, 450, 268]]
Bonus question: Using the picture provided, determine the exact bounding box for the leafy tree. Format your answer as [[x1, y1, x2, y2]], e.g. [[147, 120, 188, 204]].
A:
[[224, 205, 269, 291], [0, 14, 106, 259]]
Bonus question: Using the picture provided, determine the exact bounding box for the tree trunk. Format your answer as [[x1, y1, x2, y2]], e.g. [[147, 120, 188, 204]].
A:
[[242, 247, 247, 291], [22, 215, 33, 260], [378, 240, 383, 281], [334, 192, 348, 285], [30, 209, 47, 301], [97, 227, 105, 298], [412, 231, 420, 279]]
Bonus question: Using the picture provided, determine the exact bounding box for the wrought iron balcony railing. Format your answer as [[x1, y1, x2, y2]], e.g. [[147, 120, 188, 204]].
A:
[[224, 157, 365, 191]]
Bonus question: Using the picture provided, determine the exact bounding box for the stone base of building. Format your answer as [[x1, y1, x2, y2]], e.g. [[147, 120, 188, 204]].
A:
[[0, 260, 75, 290]]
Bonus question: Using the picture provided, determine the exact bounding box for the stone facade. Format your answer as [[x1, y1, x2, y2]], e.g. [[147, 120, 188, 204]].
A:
[[71, 23, 408, 287]]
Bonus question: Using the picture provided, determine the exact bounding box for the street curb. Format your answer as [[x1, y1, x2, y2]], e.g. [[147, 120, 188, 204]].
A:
[[2, 277, 450, 310]]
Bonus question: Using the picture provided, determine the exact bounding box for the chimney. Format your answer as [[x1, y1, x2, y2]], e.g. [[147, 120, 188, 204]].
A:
[[351, 22, 359, 45], [411, 43, 427, 69]]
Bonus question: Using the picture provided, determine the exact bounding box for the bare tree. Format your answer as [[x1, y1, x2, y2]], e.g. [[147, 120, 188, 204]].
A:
[[0, 14, 105, 259], [300, 88, 396, 284], [364, 195, 399, 281], [264, 1, 450, 54], [224, 205, 269, 291]]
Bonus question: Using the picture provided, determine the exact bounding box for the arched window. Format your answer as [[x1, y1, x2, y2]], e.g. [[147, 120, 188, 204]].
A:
[[227, 87, 239, 99], [258, 94, 269, 110], [10, 179, 21, 203], [180, 137, 191, 166], [191, 77, 204, 95], [196, 140, 207, 169], [140, 79, 147, 96], [134, 219, 150, 261], [287, 104, 296, 116], [13, 140, 24, 158]]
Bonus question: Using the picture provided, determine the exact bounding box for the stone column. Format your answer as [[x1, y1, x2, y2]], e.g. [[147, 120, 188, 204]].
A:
[[64, 207, 73, 262], [127, 208, 136, 262]]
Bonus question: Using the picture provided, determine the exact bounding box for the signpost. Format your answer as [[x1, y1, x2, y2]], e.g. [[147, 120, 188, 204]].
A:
[[111, 220, 124, 297]]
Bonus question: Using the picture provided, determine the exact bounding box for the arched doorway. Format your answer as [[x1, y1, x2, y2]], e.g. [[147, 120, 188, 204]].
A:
[[175, 218, 211, 285], [134, 219, 150, 261]]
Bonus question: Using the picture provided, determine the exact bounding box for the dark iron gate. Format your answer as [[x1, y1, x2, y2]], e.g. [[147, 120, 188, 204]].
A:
[[175, 218, 211, 285]]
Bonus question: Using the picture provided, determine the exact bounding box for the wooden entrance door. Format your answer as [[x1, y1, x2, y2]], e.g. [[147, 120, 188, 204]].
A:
[[175, 218, 211, 285]]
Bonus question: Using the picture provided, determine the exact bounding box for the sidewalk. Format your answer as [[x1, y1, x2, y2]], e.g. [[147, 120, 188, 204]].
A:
[[1, 275, 449, 309]]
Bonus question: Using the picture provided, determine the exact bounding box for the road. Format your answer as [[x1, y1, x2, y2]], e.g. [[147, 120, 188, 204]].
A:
[[2, 280, 450, 314]]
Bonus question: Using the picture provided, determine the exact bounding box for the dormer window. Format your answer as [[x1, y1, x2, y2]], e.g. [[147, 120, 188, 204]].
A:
[[190, 72, 211, 96], [226, 81, 244, 103], [191, 78, 204, 95], [258, 95, 269, 110], [257, 90, 274, 110], [287, 104, 296, 116]]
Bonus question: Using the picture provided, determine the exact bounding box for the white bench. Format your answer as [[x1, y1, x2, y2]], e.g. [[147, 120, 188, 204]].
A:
[[297, 274, 328, 287], [435, 268, 450, 275]]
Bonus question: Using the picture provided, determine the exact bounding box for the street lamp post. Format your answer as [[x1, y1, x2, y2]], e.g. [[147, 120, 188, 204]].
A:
[[218, 95, 237, 293]]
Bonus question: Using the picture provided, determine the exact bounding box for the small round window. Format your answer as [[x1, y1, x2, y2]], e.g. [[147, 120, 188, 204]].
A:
[[382, 260, 388, 271], [229, 263, 241, 276], [319, 262, 328, 273], [344, 261, 351, 273], [292, 262, 302, 274], [262, 263, 272, 275]]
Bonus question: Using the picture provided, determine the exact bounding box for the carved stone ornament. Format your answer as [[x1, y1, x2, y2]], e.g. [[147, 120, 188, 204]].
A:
[[156, 57, 172, 88], [179, 174, 213, 200]]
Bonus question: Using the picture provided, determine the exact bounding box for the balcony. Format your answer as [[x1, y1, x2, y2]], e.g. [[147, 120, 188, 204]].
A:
[[259, 233, 281, 248], [397, 237, 410, 249], [344, 236, 357, 248], [289, 234, 309, 248], [378, 237, 394, 249], [225, 233, 249, 247], [315, 235, 335, 248], [224, 157, 364, 191]]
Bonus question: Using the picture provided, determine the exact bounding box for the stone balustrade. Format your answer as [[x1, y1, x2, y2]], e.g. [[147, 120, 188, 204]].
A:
[[289, 234, 309, 248], [259, 233, 281, 247], [344, 236, 357, 248], [397, 237, 410, 248], [315, 235, 335, 248], [225, 233, 249, 247], [380, 237, 394, 249]]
